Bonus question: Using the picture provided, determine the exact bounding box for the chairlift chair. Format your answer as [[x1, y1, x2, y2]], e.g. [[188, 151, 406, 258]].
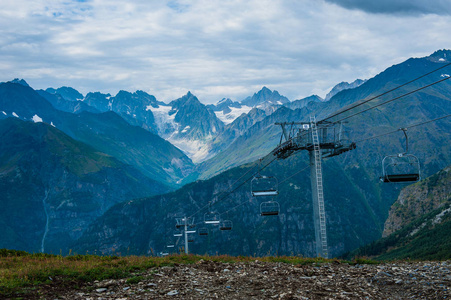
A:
[[380, 128, 420, 183], [204, 202, 221, 224], [175, 217, 185, 229], [166, 237, 175, 248], [260, 200, 280, 216], [198, 227, 209, 236], [173, 229, 183, 237], [219, 220, 233, 231], [380, 154, 420, 182], [251, 175, 279, 197], [204, 211, 220, 224], [175, 217, 195, 229]]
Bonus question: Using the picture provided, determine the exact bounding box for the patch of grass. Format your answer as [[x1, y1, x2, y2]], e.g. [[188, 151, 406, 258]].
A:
[[126, 276, 145, 284], [352, 257, 379, 265], [0, 250, 382, 298]]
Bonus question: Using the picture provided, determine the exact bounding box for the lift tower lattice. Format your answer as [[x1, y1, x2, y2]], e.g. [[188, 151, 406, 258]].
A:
[[273, 117, 356, 258]]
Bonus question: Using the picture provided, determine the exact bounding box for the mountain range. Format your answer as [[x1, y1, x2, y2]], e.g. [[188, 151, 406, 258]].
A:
[[1, 49, 451, 256]]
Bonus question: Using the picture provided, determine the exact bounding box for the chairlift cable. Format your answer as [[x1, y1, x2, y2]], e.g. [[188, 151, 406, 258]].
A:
[[328, 76, 451, 125], [210, 158, 263, 203], [170, 64, 451, 250], [278, 165, 310, 185], [219, 164, 311, 217], [354, 114, 451, 144], [321, 62, 451, 123], [201, 74, 451, 226], [275, 74, 451, 153], [186, 154, 278, 220]]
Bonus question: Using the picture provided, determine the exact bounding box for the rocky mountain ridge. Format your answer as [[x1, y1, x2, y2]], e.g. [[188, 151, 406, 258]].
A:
[[344, 164, 451, 261], [383, 165, 451, 237]]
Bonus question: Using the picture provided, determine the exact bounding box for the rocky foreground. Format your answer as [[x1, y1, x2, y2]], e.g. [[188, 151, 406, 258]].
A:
[[44, 260, 450, 299]]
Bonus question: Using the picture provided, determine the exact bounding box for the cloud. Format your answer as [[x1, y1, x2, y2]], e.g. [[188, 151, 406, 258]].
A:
[[324, 0, 451, 16], [0, 0, 450, 104]]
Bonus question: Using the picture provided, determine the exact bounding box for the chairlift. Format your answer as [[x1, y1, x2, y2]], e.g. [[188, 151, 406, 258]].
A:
[[251, 175, 278, 197], [260, 200, 280, 216], [204, 202, 221, 224], [173, 230, 183, 237], [166, 237, 175, 248], [219, 220, 233, 231], [198, 227, 209, 236], [380, 128, 420, 183], [175, 217, 194, 229], [188, 238, 194, 243]]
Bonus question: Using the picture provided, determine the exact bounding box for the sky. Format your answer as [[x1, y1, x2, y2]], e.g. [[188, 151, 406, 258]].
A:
[[0, 0, 450, 104]]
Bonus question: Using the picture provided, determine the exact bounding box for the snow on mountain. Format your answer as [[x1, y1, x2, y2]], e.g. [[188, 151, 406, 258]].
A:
[[146, 93, 223, 163], [167, 134, 213, 163], [208, 88, 289, 125], [32, 114, 43, 123], [214, 105, 253, 124], [146, 104, 178, 136]]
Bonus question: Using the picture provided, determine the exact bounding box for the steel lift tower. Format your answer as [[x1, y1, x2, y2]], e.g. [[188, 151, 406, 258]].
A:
[[273, 117, 356, 258]]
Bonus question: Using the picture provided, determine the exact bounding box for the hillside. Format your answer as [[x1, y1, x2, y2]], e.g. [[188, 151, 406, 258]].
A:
[[344, 165, 451, 261], [0, 118, 169, 254], [74, 151, 399, 258]]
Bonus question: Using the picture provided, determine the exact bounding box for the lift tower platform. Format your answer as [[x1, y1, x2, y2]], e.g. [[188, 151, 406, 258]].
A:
[[273, 117, 356, 258]]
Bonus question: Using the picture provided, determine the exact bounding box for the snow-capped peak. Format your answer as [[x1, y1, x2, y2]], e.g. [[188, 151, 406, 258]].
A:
[[32, 114, 43, 123]]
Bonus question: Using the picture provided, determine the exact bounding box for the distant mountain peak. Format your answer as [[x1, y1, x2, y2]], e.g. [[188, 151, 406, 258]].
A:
[[241, 87, 290, 107], [9, 78, 30, 87], [170, 91, 201, 108], [45, 86, 84, 102], [427, 49, 451, 63], [217, 98, 232, 105], [325, 79, 366, 101]]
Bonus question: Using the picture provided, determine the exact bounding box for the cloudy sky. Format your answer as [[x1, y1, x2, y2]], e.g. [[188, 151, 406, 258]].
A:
[[1, 0, 450, 104]]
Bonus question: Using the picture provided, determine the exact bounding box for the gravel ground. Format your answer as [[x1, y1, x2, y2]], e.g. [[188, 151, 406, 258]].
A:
[[42, 260, 450, 299]]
